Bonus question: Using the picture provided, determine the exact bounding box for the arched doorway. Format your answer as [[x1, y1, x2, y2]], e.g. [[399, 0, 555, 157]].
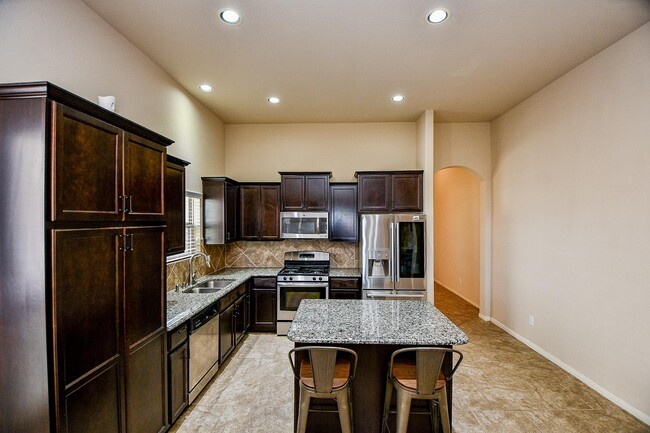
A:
[[434, 167, 489, 319]]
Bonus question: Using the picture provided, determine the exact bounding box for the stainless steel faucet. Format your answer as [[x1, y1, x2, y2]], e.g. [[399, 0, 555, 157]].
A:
[[188, 252, 212, 286]]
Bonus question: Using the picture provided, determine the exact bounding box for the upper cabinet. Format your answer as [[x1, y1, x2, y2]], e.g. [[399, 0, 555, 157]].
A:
[[52, 103, 167, 222], [280, 172, 331, 211], [165, 155, 190, 255], [356, 170, 423, 213], [329, 183, 358, 242], [240, 184, 281, 241], [203, 177, 239, 244]]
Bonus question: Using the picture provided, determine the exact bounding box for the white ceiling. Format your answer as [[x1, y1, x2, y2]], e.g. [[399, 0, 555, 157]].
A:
[[81, 0, 650, 124]]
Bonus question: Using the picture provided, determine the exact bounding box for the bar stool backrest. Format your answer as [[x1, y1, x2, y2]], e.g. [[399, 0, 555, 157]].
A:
[[389, 347, 463, 395], [289, 346, 358, 394], [415, 350, 446, 394]]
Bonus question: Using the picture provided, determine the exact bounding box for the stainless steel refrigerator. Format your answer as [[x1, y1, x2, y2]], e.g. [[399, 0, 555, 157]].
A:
[[360, 214, 427, 300]]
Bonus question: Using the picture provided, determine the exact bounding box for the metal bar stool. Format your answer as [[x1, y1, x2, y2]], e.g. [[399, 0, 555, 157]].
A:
[[288, 346, 358, 433], [381, 347, 463, 433]]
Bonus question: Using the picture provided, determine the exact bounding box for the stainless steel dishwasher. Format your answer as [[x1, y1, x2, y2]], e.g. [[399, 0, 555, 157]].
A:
[[188, 305, 220, 403]]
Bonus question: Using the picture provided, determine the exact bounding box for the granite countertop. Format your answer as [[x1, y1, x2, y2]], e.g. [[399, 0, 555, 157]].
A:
[[330, 268, 361, 278], [287, 299, 468, 346], [166, 267, 281, 330]]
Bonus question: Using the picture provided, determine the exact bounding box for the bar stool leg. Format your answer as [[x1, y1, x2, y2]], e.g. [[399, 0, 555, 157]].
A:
[[437, 390, 450, 433], [395, 388, 412, 433], [297, 388, 311, 433], [336, 388, 353, 433], [381, 376, 393, 433], [430, 400, 439, 433]]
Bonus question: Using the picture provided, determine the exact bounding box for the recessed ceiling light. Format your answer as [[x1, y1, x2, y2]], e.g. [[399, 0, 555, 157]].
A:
[[219, 9, 241, 25], [392, 95, 405, 102], [268, 97, 280, 104], [427, 8, 449, 24], [199, 84, 213, 92]]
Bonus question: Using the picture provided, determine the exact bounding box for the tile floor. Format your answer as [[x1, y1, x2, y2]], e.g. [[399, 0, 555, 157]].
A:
[[170, 285, 649, 432]]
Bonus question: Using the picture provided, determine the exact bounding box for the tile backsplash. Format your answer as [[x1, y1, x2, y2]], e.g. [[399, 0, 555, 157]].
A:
[[166, 240, 358, 291]]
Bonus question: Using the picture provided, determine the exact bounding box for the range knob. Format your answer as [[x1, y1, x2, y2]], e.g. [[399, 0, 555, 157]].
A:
[[312, 276, 317, 281], [318, 277, 323, 281], [289, 276, 293, 281]]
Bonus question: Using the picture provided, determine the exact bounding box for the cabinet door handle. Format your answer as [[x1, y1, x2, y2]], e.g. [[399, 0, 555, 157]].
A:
[[118, 195, 124, 213], [118, 234, 125, 251], [129, 233, 134, 251], [128, 195, 133, 213]]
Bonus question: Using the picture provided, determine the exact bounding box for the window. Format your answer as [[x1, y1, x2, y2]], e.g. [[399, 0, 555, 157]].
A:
[[167, 191, 202, 263], [185, 192, 202, 255]]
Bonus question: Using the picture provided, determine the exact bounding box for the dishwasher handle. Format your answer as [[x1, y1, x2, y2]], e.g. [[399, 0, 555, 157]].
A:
[[190, 306, 219, 333]]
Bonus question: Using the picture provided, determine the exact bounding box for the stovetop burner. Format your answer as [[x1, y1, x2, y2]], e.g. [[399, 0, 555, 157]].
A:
[[278, 251, 330, 282]]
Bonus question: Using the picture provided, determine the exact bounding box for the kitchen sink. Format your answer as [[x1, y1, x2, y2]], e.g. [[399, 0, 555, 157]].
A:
[[183, 279, 235, 294], [184, 287, 224, 294]]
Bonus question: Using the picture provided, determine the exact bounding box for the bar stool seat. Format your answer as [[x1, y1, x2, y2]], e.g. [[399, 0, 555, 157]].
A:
[[300, 357, 351, 389], [392, 358, 446, 391], [289, 346, 358, 433], [381, 347, 463, 433]]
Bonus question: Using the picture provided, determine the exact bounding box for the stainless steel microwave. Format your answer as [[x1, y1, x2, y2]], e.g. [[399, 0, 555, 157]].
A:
[[280, 212, 329, 239]]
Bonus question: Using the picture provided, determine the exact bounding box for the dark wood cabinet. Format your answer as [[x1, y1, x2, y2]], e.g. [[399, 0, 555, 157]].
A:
[[356, 171, 423, 213], [280, 172, 331, 211], [329, 183, 358, 242], [165, 155, 190, 255], [329, 277, 362, 300], [203, 177, 239, 244], [250, 277, 277, 332], [52, 103, 166, 222], [167, 324, 188, 425], [0, 82, 172, 433], [218, 283, 249, 364], [234, 296, 247, 345], [219, 303, 235, 364], [125, 331, 167, 433], [52, 228, 124, 433], [240, 183, 281, 240]]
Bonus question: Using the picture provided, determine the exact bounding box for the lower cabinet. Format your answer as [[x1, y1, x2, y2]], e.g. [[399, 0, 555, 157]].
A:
[[168, 324, 189, 425], [125, 331, 167, 433], [219, 304, 235, 364], [250, 277, 277, 332], [330, 277, 361, 300], [218, 283, 248, 364]]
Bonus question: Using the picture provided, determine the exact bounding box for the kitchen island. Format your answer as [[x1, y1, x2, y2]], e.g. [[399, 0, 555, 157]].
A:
[[287, 299, 468, 433]]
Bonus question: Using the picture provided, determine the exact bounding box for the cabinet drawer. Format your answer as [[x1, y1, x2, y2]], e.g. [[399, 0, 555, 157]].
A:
[[330, 278, 361, 289], [252, 277, 276, 288], [168, 324, 188, 350]]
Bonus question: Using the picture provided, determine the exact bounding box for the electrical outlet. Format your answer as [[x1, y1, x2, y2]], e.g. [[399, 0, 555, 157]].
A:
[[528, 315, 535, 326]]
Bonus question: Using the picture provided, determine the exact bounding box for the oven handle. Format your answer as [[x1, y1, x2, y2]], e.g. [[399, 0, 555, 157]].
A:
[[277, 281, 329, 288]]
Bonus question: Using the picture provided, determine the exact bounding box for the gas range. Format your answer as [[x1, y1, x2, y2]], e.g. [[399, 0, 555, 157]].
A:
[[276, 251, 330, 336]]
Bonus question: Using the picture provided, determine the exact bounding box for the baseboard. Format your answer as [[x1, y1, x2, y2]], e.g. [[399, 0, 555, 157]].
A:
[[434, 279, 480, 308], [478, 313, 491, 322], [490, 317, 650, 426]]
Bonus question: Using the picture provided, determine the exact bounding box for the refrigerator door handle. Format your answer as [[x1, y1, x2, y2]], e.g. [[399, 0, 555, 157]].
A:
[[394, 222, 400, 283], [389, 222, 395, 283]]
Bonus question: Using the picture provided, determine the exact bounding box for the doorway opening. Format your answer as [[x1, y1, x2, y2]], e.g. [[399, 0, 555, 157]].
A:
[[434, 167, 485, 315]]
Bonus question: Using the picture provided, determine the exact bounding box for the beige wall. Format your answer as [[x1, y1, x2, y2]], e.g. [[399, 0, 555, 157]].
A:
[[0, 0, 225, 192], [225, 122, 416, 182], [416, 111, 435, 302], [491, 22, 650, 421], [434, 123, 491, 180], [434, 168, 481, 306]]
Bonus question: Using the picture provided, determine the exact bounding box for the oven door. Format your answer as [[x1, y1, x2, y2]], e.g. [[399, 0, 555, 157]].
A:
[[277, 281, 329, 320]]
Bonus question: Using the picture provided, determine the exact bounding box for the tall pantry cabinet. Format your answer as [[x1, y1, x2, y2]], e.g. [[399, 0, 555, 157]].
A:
[[0, 82, 171, 433]]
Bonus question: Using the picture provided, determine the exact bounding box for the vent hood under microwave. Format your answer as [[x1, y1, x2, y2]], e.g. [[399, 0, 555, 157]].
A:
[[280, 212, 328, 239]]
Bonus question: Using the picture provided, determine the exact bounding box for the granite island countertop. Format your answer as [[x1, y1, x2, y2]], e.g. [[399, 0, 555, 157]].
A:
[[287, 299, 468, 346], [166, 267, 281, 330]]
